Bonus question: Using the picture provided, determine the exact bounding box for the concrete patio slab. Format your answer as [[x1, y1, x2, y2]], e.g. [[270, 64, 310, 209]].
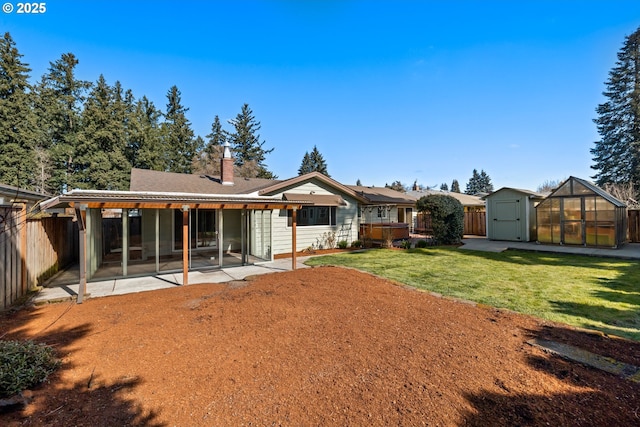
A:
[[32, 256, 314, 304]]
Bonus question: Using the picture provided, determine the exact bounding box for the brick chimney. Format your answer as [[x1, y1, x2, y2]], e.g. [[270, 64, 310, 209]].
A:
[[221, 141, 234, 186]]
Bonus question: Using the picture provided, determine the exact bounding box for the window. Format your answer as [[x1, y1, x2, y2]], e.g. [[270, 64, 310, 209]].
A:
[[377, 206, 387, 218], [288, 206, 337, 226]]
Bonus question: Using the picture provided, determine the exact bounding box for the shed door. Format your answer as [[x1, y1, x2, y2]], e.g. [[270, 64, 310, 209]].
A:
[[492, 200, 521, 241]]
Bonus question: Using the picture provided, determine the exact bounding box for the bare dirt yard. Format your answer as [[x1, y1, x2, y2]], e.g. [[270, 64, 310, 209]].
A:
[[2, 266, 640, 426]]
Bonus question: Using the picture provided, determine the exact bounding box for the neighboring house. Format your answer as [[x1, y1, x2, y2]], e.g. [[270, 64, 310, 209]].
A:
[[0, 182, 49, 212], [408, 189, 486, 235], [407, 189, 485, 212]]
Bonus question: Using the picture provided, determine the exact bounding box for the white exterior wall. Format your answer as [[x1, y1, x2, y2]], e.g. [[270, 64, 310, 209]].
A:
[[268, 180, 360, 254]]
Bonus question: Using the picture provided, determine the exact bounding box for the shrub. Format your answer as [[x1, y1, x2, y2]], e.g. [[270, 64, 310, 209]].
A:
[[351, 240, 362, 248], [400, 239, 412, 249], [415, 239, 429, 248], [0, 340, 60, 398], [337, 240, 348, 249], [416, 194, 464, 245]]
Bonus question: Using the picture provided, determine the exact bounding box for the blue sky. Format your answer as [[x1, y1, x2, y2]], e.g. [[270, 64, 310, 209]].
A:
[[2, 1, 640, 191]]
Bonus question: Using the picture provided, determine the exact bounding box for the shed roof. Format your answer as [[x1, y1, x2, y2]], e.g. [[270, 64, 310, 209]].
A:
[[482, 187, 546, 200]]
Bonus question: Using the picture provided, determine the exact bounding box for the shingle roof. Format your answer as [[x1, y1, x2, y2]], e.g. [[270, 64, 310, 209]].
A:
[[407, 189, 485, 207], [348, 185, 417, 205], [129, 168, 279, 195]]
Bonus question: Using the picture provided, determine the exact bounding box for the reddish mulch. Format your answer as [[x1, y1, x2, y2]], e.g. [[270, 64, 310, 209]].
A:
[[1, 266, 640, 426]]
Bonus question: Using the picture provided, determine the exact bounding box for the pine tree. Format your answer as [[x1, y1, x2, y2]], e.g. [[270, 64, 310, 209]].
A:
[[440, 183, 449, 191], [227, 103, 276, 179], [451, 179, 460, 193], [356, 178, 362, 186], [34, 52, 90, 194], [74, 76, 131, 190], [591, 26, 640, 188], [298, 145, 329, 176], [162, 85, 199, 173], [465, 169, 493, 195], [0, 32, 38, 190]]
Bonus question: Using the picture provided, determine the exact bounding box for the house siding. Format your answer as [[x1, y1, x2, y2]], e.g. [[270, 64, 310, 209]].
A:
[[265, 179, 360, 254]]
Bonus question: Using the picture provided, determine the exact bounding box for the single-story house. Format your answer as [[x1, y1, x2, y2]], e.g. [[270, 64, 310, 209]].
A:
[[40, 145, 411, 299]]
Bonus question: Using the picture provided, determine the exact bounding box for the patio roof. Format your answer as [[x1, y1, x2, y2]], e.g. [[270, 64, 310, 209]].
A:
[[40, 189, 311, 211]]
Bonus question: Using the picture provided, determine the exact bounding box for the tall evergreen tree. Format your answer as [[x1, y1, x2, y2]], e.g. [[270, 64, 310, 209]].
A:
[[193, 115, 226, 175], [298, 145, 329, 176], [356, 178, 362, 186], [35, 52, 90, 194], [74, 76, 130, 190], [465, 169, 493, 195], [162, 85, 199, 173], [591, 26, 640, 188], [227, 103, 276, 179], [298, 152, 312, 175], [128, 96, 164, 170], [440, 183, 449, 191], [451, 179, 460, 193], [0, 32, 38, 190]]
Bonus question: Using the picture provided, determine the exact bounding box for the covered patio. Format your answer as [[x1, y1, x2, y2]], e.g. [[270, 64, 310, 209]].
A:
[[41, 190, 307, 302]]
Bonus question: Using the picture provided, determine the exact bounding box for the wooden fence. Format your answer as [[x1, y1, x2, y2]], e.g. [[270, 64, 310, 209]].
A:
[[1, 204, 77, 310], [416, 211, 486, 236], [1, 205, 24, 310], [26, 215, 78, 288], [629, 210, 640, 243]]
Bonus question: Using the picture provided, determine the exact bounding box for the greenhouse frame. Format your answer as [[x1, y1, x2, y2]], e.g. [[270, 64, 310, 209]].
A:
[[535, 177, 627, 248]]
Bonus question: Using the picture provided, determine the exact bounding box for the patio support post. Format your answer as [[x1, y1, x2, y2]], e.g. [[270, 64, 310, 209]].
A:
[[241, 208, 247, 265], [19, 203, 27, 294], [155, 209, 159, 273], [122, 209, 129, 277], [182, 206, 189, 286], [75, 205, 87, 303], [292, 208, 297, 270], [218, 209, 224, 267]]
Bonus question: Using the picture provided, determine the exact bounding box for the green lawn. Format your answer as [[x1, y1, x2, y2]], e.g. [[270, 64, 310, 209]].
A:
[[306, 248, 640, 341]]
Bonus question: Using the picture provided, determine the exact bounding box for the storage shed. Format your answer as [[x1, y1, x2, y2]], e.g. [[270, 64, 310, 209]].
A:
[[484, 188, 545, 242], [536, 176, 627, 248]]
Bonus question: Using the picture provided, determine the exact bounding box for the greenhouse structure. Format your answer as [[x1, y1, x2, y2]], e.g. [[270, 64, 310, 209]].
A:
[[535, 176, 627, 248]]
